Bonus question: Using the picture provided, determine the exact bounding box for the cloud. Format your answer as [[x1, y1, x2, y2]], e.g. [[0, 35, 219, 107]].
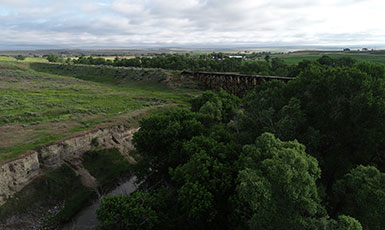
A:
[[0, 0, 384, 49]]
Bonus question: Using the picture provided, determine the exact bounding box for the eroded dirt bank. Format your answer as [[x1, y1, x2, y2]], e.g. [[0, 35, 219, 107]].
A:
[[0, 124, 138, 206]]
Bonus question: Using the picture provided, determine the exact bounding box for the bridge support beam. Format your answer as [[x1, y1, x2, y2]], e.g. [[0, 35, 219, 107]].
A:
[[182, 71, 293, 97]]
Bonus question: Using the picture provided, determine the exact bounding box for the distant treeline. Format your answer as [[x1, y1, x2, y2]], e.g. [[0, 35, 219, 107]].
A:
[[47, 53, 373, 77]]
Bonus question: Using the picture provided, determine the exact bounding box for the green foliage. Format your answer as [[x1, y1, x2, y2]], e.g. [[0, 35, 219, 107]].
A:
[[97, 83, 375, 229], [234, 133, 323, 229], [333, 165, 385, 230], [83, 149, 131, 190], [354, 61, 385, 78], [170, 131, 240, 225], [0, 60, 196, 162], [190, 89, 240, 123], [271, 57, 290, 76], [0, 164, 95, 225], [132, 108, 205, 182], [72, 53, 384, 77], [73, 53, 298, 77], [241, 62, 385, 186], [238, 61, 385, 228], [280, 52, 385, 65], [97, 192, 159, 230], [334, 215, 363, 230], [47, 53, 63, 63], [317, 55, 335, 66], [240, 80, 306, 143], [15, 55, 25, 61], [303, 215, 362, 230]]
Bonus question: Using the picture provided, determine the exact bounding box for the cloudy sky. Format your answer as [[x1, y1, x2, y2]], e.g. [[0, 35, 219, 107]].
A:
[[0, 0, 384, 49]]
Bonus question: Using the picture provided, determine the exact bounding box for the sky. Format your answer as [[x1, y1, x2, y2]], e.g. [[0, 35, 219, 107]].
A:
[[0, 0, 385, 50]]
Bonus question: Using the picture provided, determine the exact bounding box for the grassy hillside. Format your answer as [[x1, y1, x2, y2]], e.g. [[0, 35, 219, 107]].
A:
[[0, 57, 199, 163]]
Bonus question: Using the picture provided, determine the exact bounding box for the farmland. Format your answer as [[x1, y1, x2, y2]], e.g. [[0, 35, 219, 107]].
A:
[[274, 50, 385, 64]]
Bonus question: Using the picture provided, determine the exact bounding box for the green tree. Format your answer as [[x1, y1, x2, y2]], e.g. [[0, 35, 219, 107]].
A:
[[190, 90, 240, 123], [97, 192, 158, 230], [304, 215, 362, 230], [47, 53, 63, 62], [264, 55, 271, 63], [333, 165, 385, 230], [271, 57, 290, 76], [132, 108, 205, 183], [170, 130, 240, 227], [15, 55, 25, 61], [317, 55, 334, 66], [240, 63, 385, 191], [234, 133, 324, 229], [354, 62, 385, 78], [335, 57, 356, 67]]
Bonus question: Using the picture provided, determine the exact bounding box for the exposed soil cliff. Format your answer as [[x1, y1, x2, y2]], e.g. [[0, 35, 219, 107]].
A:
[[0, 124, 138, 206]]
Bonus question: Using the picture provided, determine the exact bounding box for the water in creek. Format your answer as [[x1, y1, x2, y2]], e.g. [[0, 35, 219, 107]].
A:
[[61, 176, 138, 230]]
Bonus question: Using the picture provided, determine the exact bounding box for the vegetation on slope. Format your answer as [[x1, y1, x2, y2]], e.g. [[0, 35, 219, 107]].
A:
[[0, 164, 95, 228], [83, 148, 131, 191], [0, 57, 198, 162], [0, 148, 136, 229]]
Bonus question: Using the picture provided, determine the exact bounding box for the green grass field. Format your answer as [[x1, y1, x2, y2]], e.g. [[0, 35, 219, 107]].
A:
[[274, 51, 385, 65], [0, 57, 199, 162]]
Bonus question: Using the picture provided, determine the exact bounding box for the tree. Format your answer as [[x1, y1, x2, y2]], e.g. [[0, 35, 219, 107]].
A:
[[190, 90, 240, 123], [333, 165, 385, 230], [170, 130, 240, 227], [132, 108, 205, 183], [271, 57, 290, 76], [264, 55, 271, 63], [233, 133, 324, 229], [335, 57, 356, 67], [317, 55, 334, 66], [47, 53, 63, 63], [354, 62, 385, 79], [97, 192, 158, 230], [15, 55, 25, 61], [240, 63, 385, 192], [334, 215, 362, 230], [304, 215, 362, 230]]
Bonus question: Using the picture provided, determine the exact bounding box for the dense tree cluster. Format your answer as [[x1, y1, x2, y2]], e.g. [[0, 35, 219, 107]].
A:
[[68, 54, 360, 77], [46, 53, 64, 63], [14, 55, 25, 61], [95, 60, 385, 229]]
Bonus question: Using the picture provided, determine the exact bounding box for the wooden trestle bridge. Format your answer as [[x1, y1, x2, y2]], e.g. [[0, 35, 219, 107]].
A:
[[181, 71, 294, 96]]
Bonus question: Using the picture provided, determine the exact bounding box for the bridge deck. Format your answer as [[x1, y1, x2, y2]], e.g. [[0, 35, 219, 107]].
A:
[[182, 71, 294, 96], [182, 71, 293, 81]]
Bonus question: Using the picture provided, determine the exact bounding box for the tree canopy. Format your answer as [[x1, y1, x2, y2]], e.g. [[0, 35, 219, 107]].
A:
[[96, 57, 385, 229]]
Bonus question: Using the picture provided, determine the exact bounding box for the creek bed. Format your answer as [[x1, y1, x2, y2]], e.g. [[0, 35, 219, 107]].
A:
[[61, 176, 138, 230]]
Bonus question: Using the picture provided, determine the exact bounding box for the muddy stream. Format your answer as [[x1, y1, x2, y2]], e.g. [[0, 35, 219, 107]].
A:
[[61, 176, 138, 230]]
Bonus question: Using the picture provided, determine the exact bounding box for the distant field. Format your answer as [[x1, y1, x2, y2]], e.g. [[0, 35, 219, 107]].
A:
[[0, 58, 198, 162], [275, 52, 385, 64], [68, 56, 137, 60], [0, 56, 48, 63], [103, 56, 136, 60]]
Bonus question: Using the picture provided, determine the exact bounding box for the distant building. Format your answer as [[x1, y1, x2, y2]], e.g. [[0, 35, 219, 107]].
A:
[[229, 56, 243, 59], [362, 48, 369, 51], [343, 48, 351, 52]]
